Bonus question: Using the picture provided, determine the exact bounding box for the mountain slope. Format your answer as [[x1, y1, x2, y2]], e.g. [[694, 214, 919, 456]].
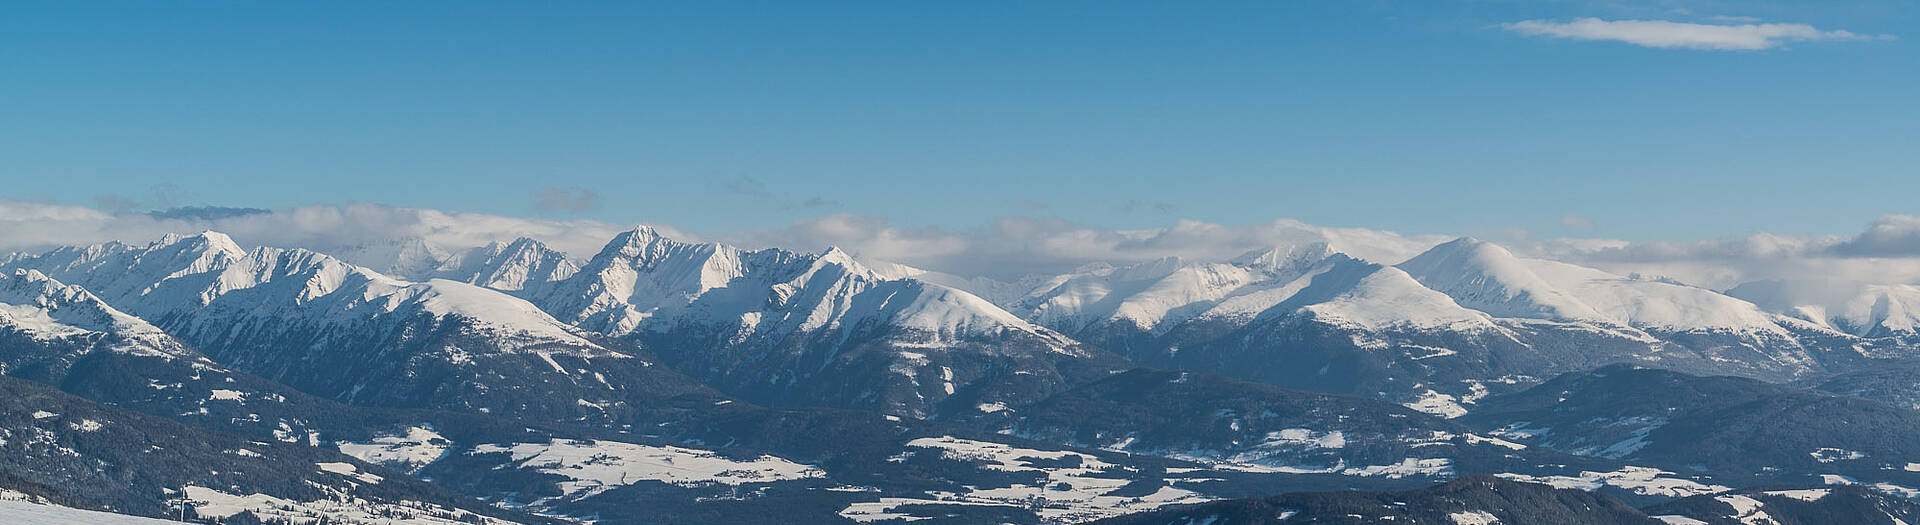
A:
[[999, 237, 1858, 415], [1091, 475, 1661, 525], [1461, 365, 1920, 487], [1, 232, 722, 428], [974, 368, 1573, 481], [1643, 485, 1920, 525], [0, 375, 537, 524], [429, 237, 580, 293], [522, 227, 1129, 418]]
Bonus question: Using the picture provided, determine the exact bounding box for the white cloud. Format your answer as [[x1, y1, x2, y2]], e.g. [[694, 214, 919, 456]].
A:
[[6, 200, 1920, 293], [0, 200, 658, 270], [1527, 216, 1920, 289], [724, 214, 1449, 279], [1560, 213, 1594, 231], [1502, 18, 1888, 51]]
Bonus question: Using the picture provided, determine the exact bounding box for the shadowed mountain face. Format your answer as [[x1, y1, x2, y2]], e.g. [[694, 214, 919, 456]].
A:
[[1090, 475, 1661, 525], [964, 368, 1612, 484], [1461, 364, 1920, 487], [0, 375, 545, 524], [1644, 485, 1920, 525]]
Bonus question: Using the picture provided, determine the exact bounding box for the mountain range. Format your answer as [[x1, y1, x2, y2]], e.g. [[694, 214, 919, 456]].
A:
[[4, 228, 1920, 523]]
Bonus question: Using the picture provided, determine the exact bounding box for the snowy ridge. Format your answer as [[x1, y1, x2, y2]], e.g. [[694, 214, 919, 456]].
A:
[[1010, 243, 1332, 335], [0, 269, 194, 361], [503, 226, 1109, 416], [1399, 237, 1612, 323], [0, 269, 165, 340], [2, 232, 611, 356], [429, 237, 580, 292]]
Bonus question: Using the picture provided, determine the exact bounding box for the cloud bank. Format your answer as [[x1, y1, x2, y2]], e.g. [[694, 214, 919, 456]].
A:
[[0, 200, 656, 269], [1503, 18, 1889, 51], [5, 199, 1920, 291]]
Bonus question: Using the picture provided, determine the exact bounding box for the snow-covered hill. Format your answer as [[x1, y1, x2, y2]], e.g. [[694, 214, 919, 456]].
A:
[[985, 237, 1883, 411]]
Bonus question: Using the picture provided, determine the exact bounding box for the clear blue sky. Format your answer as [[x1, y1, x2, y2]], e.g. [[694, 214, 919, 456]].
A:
[[2, 1, 1914, 240]]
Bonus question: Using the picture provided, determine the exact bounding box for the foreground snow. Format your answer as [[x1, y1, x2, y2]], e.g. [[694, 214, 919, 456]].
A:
[[0, 499, 181, 525]]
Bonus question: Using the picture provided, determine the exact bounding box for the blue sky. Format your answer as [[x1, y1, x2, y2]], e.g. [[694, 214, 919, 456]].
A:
[[2, 1, 1914, 241]]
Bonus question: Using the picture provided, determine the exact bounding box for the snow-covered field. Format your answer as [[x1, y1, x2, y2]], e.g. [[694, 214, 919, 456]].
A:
[[183, 486, 512, 525], [337, 426, 453, 473], [470, 439, 825, 499], [1496, 466, 1731, 498], [0, 499, 181, 525]]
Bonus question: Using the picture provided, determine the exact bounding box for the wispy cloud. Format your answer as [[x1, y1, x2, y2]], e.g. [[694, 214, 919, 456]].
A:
[[1560, 213, 1594, 231], [534, 186, 601, 214], [1011, 199, 1050, 211], [716, 176, 841, 210], [1503, 18, 1889, 51], [719, 176, 774, 198]]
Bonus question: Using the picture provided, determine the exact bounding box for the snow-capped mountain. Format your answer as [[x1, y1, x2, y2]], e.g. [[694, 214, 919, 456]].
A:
[[987, 236, 1889, 412], [0, 269, 189, 362], [427, 238, 580, 293], [512, 226, 1128, 418], [10, 228, 1920, 524], [1, 232, 719, 427], [1008, 243, 1332, 336]]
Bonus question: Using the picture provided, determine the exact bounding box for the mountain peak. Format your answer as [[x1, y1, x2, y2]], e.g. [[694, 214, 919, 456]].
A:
[[1231, 242, 1334, 274], [599, 225, 689, 261], [154, 230, 246, 258]]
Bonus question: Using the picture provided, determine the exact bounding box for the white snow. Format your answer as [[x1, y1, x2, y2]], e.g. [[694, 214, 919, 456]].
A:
[[3, 234, 614, 363], [316, 462, 384, 484], [0, 499, 183, 524], [1713, 494, 1776, 525], [336, 426, 452, 474], [1462, 433, 1527, 450], [1496, 466, 1730, 498], [1762, 488, 1830, 502], [183, 486, 508, 525], [1448, 510, 1501, 525], [1405, 389, 1469, 419], [1265, 428, 1347, 449], [844, 436, 1212, 522], [470, 439, 824, 499], [1810, 447, 1866, 463]]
